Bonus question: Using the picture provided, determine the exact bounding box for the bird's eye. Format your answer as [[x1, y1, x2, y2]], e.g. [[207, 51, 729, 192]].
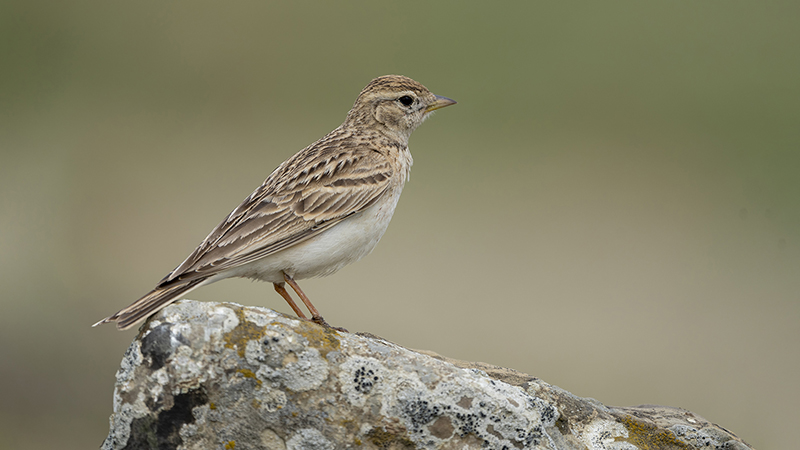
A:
[[397, 95, 414, 107]]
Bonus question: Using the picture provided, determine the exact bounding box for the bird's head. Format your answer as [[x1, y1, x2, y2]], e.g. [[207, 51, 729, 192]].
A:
[[346, 75, 456, 142]]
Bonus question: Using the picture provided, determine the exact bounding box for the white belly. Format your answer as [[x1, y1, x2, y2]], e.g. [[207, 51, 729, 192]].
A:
[[217, 185, 404, 284]]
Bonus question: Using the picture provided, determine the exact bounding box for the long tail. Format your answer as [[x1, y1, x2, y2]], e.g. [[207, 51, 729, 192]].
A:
[[93, 278, 207, 330]]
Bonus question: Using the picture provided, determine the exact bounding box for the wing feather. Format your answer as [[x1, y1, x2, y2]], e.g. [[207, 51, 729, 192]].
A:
[[160, 133, 394, 286]]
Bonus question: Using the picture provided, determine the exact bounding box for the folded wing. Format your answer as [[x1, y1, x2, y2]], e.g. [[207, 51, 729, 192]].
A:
[[162, 141, 393, 286]]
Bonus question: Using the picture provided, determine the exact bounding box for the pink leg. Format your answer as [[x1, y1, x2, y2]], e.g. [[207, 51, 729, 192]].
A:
[[273, 282, 308, 319]]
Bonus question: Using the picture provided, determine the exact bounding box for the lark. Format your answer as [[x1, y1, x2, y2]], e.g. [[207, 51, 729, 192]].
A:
[[94, 75, 456, 330]]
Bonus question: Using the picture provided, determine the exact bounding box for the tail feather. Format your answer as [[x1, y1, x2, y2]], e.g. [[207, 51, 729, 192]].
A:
[[93, 279, 207, 330]]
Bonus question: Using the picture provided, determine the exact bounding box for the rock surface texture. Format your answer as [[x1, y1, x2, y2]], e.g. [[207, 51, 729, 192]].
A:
[[101, 300, 753, 450]]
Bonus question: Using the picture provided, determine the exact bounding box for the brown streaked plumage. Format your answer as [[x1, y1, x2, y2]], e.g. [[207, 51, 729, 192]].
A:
[[94, 75, 456, 330]]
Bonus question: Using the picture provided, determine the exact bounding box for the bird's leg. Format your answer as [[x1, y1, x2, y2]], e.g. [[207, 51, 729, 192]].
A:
[[282, 273, 323, 321], [282, 273, 347, 331], [273, 282, 308, 319]]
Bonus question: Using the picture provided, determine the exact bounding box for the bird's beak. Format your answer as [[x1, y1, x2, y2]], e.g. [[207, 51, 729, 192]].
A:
[[426, 95, 457, 112]]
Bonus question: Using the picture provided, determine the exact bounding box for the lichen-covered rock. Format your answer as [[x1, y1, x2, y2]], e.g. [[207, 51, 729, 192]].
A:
[[101, 300, 754, 450]]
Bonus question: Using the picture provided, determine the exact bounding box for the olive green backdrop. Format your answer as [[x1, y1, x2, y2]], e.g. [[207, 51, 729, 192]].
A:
[[1, 2, 798, 449]]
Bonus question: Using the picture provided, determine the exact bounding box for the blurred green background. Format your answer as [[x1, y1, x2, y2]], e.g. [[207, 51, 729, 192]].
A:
[[1, 1, 798, 449]]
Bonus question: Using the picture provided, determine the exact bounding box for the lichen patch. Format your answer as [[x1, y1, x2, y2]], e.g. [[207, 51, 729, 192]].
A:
[[223, 308, 267, 358], [621, 415, 691, 450], [286, 428, 333, 450]]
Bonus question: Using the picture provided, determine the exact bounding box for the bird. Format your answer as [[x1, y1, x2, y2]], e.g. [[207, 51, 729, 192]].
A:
[[94, 75, 456, 331]]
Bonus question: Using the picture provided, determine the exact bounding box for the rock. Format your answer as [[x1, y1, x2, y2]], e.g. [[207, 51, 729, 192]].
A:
[[101, 300, 754, 450]]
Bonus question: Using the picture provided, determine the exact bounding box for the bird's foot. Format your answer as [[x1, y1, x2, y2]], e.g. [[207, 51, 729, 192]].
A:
[[311, 315, 348, 332]]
